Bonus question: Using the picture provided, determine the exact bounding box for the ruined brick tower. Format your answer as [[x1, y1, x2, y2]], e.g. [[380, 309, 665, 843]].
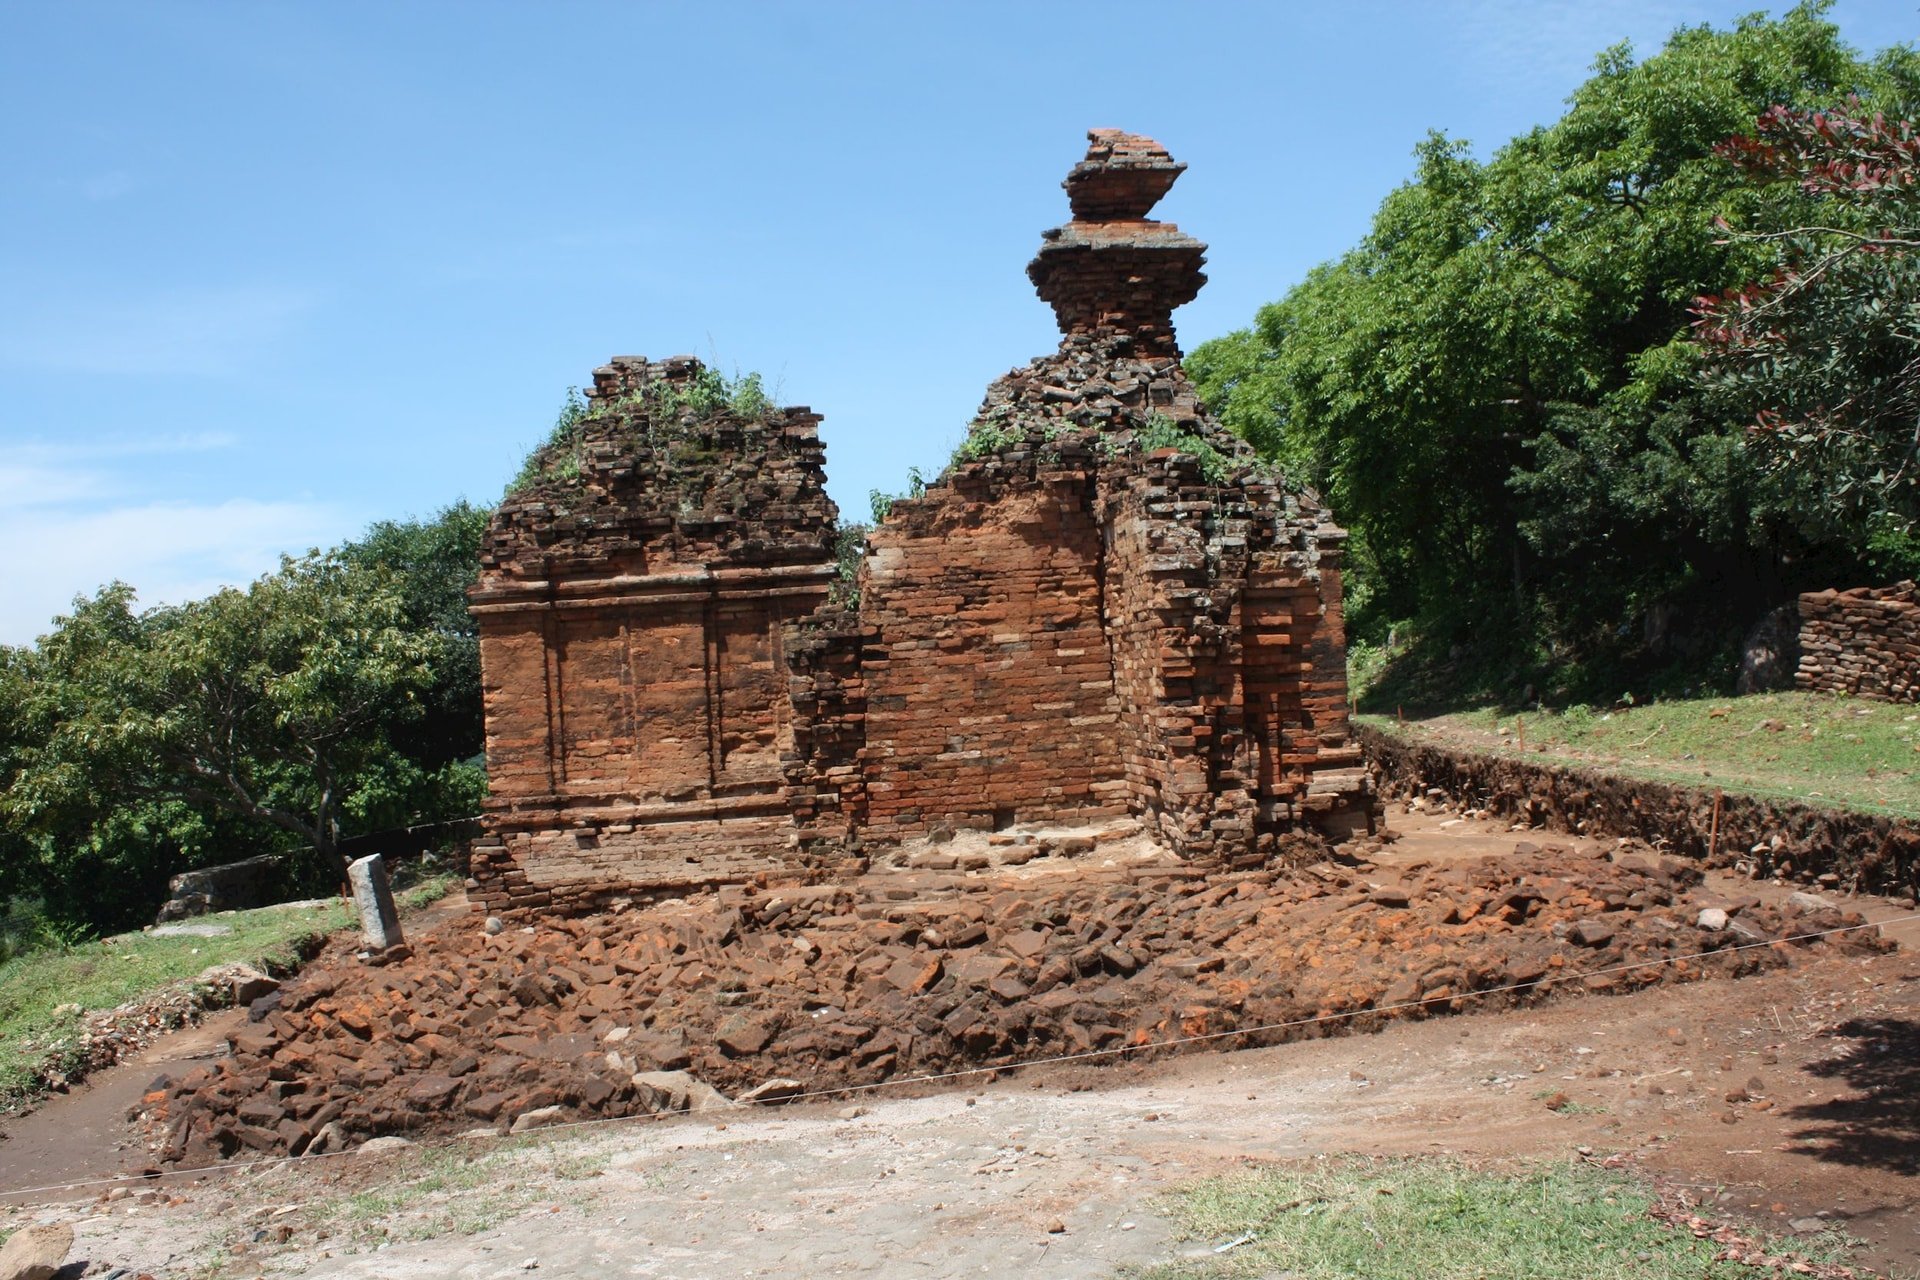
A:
[[466, 359, 842, 914], [471, 130, 1372, 915], [787, 129, 1371, 862]]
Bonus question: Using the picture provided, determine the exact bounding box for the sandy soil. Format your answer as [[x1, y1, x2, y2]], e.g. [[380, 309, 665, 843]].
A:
[[4, 812, 1917, 1279]]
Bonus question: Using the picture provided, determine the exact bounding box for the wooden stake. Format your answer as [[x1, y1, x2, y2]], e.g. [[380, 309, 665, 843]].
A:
[[1517, 716, 1525, 754], [1707, 788, 1724, 862]]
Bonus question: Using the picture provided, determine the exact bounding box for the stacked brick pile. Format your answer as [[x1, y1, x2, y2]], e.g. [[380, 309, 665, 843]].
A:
[[1795, 581, 1920, 703], [468, 356, 843, 916], [149, 843, 1882, 1166]]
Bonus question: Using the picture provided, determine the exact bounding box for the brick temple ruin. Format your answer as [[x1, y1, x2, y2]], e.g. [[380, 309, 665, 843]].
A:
[[468, 130, 1374, 917]]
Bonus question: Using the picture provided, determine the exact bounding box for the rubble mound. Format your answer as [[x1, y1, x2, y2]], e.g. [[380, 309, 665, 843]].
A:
[[147, 844, 1887, 1167]]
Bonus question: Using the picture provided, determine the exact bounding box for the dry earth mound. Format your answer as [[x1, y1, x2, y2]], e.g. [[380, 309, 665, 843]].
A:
[[149, 841, 1889, 1167]]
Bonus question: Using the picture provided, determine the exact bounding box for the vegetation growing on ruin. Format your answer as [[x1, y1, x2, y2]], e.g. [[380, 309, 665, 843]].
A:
[[1191, 3, 1920, 707], [1137, 1156, 1865, 1280], [941, 410, 1240, 486], [868, 465, 927, 524], [507, 369, 776, 497], [507, 387, 590, 495], [827, 520, 870, 608], [949, 418, 1027, 464], [1132, 413, 1234, 484], [639, 366, 773, 426]]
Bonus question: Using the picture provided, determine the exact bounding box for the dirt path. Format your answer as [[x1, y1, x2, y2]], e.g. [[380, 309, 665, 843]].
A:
[[0, 1009, 244, 1199], [5, 816, 1917, 1278], [0, 889, 473, 1200]]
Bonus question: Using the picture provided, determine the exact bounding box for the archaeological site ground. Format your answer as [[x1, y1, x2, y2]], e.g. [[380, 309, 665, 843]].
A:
[[4, 132, 1919, 1279]]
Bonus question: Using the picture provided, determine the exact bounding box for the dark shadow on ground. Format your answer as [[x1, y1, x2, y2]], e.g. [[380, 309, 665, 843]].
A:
[[1783, 1017, 1920, 1175]]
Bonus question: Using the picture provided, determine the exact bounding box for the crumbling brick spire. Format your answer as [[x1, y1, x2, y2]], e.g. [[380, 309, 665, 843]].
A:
[[1026, 129, 1208, 357]]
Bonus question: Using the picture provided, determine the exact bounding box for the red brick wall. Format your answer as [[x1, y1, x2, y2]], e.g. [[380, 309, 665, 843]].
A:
[[857, 471, 1126, 840], [469, 576, 832, 917], [469, 356, 841, 915], [783, 611, 870, 845], [472, 130, 1381, 914], [1100, 498, 1176, 822]]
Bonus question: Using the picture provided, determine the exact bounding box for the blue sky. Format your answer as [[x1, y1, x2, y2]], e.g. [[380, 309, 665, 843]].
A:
[[1, 1, 1914, 644]]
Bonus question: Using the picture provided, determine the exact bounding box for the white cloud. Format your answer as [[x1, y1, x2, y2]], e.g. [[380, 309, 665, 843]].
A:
[[2, 431, 237, 465], [0, 286, 318, 378], [0, 435, 356, 645], [0, 460, 109, 509], [0, 433, 238, 510], [1, 497, 352, 646]]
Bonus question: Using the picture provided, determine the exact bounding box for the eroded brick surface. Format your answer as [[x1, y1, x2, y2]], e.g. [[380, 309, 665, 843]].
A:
[[789, 130, 1371, 861], [150, 839, 1886, 1164]]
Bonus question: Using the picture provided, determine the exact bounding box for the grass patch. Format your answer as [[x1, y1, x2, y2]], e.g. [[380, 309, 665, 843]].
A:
[[396, 870, 461, 912], [1361, 689, 1920, 820], [1132, 1156, 1863, 1280], [292, 1132, 607, 1256], [0, 897, 350, 1110]]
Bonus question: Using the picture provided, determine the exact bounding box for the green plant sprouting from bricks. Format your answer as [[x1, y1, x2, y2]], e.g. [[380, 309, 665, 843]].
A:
[[949, 417, 1081, 471], [828, 520, 869, 608], [641, 366, 773, 428], [1134, 412, 1232, 484], [868, 466, 927, 524], [507, 369, 779, 496], [506, 387, 589, 495], [950, 419, 1026, 465]]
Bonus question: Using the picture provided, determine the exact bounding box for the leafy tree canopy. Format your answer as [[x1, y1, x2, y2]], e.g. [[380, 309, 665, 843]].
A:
[[1189, 3, 1920, 701], [4, 556, 436, 874], [1695, 102, 1920, 528], [0, 502, 491, 935], [340, 500, 490, 783]]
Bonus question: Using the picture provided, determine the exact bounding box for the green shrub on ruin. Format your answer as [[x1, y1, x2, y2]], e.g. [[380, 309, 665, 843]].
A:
[[507, 387, 590, 494], [950, 419, 1026, 465], [1134, 413, 1232, 484]]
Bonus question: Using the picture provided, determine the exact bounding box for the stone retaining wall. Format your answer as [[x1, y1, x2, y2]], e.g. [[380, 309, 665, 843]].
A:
[[1357, 723, 1920, 899]]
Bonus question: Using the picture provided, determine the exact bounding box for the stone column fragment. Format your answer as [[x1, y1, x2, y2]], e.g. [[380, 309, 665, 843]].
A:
[[347, 853, 405, 951]]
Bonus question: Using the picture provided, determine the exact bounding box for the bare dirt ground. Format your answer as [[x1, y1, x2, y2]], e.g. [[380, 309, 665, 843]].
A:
[[5, 811, 1918, 1279]]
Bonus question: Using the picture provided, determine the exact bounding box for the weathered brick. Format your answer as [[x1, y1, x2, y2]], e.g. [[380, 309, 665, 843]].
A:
[[474, 132, 1375, 918]]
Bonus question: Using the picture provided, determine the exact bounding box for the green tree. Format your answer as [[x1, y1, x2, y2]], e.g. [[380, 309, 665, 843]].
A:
[[339, 500, 490, 826], [1190, 4, 1920, 696], [1, 555, 440, 899], [1, 590, 253, 932], [1695, 102, 1920, 531]]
